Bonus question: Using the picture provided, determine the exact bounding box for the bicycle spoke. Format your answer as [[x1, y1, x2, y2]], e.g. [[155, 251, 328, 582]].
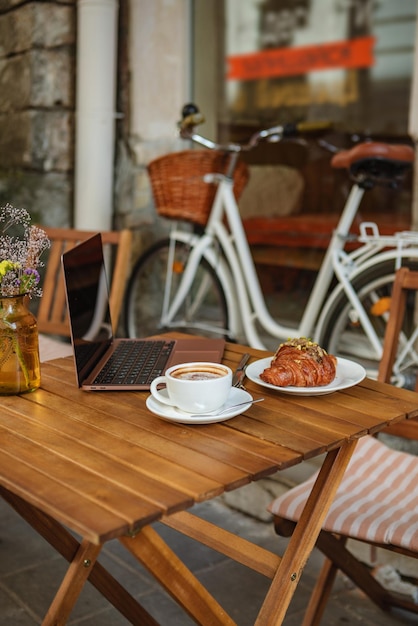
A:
[[124, 239, 228, 339]]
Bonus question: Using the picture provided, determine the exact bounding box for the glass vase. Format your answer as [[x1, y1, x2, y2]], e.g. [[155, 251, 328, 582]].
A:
[[0, 294, 41, 394]]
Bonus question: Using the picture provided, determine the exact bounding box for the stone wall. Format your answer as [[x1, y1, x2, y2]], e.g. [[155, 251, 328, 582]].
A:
[[0, 0, 193, 272], [0, 0, 191, 240], [0, 0, 75, 226]]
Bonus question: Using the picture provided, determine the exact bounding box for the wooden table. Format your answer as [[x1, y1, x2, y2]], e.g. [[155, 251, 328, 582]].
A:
[[1, 338, 417, 625]]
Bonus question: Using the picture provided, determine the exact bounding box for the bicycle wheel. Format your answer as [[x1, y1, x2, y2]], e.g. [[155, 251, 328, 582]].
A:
[[318, 259, 418, 384], [124, 238, 229, 339]]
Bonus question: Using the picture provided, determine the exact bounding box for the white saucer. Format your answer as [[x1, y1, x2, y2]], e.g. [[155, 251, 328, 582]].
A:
[[146, 386, 253, 424], [245, 356, 366, 396]]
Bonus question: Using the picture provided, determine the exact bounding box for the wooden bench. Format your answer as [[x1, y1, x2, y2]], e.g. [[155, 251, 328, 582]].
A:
[[244, 212, 411, 271]]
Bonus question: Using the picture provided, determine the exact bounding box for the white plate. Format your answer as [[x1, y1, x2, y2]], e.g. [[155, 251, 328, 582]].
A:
[[146, 386, 254, 424], [245, 356, 366, 396]]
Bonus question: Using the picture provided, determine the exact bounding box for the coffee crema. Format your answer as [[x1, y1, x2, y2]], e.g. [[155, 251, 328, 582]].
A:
[[171, 366, 227, 381]]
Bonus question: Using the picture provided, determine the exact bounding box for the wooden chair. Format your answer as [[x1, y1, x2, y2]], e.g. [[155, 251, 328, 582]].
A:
[[36, 227, 132, 360], [269, 266, 418, 625]]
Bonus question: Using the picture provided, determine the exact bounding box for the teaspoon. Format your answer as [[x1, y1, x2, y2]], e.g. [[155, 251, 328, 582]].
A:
[[189, 397, 264, 418]]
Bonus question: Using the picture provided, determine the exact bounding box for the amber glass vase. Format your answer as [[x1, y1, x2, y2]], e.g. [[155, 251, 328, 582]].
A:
[[0, 294, 41, 394]]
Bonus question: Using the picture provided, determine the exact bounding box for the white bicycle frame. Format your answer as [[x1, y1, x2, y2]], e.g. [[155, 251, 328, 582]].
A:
[[159, 169, 418, 354]]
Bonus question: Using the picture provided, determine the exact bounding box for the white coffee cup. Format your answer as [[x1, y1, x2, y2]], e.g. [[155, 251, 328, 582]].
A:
[[150, 362, 232, 414]]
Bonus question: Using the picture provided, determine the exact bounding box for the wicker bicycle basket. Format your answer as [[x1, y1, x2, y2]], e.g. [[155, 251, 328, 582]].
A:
[[147, 150, 249, 227]]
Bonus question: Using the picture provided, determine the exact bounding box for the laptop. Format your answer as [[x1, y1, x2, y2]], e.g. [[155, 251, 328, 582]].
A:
[[61, 233, 225, 391]]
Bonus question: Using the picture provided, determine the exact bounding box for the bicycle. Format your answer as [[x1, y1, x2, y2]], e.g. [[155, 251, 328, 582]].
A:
[[124, 104, 417, 383]]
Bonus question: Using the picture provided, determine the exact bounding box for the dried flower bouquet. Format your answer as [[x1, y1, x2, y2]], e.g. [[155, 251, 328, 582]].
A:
[[0, 203, 50, 297], [0, 204, 50, 393]]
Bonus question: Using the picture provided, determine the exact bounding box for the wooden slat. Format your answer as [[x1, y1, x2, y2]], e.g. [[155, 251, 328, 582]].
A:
[[20, 385, 249, 493], [362, 376, 418, 413], [2, 393, 224, 505], [337, 385, 418, 427], [226, 414, 331, 459], [0, 409, 194, 514], [37, 227, 132, 336], [113, 393, 299, 476], [162, 511, 281, 578], [121, 526, 237, 626], [252, 245, 325, 270], [189, 422, 301, 468], [0, 447, 139, 543], [243, 214, 410, 249], [255, 394, 369, 438]]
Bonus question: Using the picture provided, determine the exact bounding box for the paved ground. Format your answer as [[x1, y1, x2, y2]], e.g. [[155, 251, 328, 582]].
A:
[[1, 493, 417, 625]]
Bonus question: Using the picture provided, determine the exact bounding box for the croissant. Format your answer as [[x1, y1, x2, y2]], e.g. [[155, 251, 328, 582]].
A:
[[260, 338, 337, 387]]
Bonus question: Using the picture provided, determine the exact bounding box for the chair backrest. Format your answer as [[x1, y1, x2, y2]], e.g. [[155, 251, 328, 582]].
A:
[[36, 227, 132, 337], [378, 266, 418, 440]]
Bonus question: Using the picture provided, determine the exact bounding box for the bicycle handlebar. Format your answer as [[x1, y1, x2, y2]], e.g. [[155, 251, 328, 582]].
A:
[[178, 103, 333, 153]]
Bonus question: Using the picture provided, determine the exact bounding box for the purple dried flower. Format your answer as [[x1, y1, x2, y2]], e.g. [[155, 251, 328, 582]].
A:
[[0, 204, 50, 297]]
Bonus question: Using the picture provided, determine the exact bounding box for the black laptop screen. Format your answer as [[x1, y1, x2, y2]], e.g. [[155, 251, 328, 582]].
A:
[[62, 233, 113, 380]]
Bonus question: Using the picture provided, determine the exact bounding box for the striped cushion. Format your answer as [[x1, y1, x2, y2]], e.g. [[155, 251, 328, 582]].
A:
[[268, 436, 418, 552]]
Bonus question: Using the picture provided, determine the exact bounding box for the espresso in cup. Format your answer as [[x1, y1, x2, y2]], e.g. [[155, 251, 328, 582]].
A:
[[150, 362, 232, 414], [171, 365, 227, 381]]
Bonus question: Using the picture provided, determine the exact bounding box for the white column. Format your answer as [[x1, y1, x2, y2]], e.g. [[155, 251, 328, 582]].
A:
[[74, 0, 119, 230], [409, 9, 418, 139], [129, 0, 191, 163], [409, 10, 418, 230]]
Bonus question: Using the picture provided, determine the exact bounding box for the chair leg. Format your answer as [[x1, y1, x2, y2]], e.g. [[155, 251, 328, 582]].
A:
[[274, 519, 349, 625], [302, 552, 341, 626], [315, 531, 391, 611]]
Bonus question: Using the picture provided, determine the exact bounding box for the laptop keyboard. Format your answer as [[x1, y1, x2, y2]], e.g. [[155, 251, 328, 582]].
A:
[[92, 340, 175, 386]]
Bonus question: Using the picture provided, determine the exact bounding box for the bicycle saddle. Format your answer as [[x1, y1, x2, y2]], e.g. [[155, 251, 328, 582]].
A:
[[331, 141, 414, 189]]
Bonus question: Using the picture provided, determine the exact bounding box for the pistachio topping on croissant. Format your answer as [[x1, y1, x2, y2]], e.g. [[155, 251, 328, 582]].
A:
[[275, 338, 328, 364]]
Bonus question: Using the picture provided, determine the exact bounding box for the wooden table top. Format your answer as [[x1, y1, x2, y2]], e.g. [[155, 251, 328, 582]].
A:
[[1, 340, 417, 545]]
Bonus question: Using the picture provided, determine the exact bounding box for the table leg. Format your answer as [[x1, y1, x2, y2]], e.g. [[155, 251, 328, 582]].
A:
[[0, 487, 160, 626], [121, 525, 237, 626], [42, 539, 102, 625], [255, 439, 358, 626]]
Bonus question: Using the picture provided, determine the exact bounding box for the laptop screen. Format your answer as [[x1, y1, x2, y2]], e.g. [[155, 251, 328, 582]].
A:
[[62, 233, 113, 382]]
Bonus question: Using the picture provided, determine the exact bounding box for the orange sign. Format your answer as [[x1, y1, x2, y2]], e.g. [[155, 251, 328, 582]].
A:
[[227, 36, 375, 81]]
